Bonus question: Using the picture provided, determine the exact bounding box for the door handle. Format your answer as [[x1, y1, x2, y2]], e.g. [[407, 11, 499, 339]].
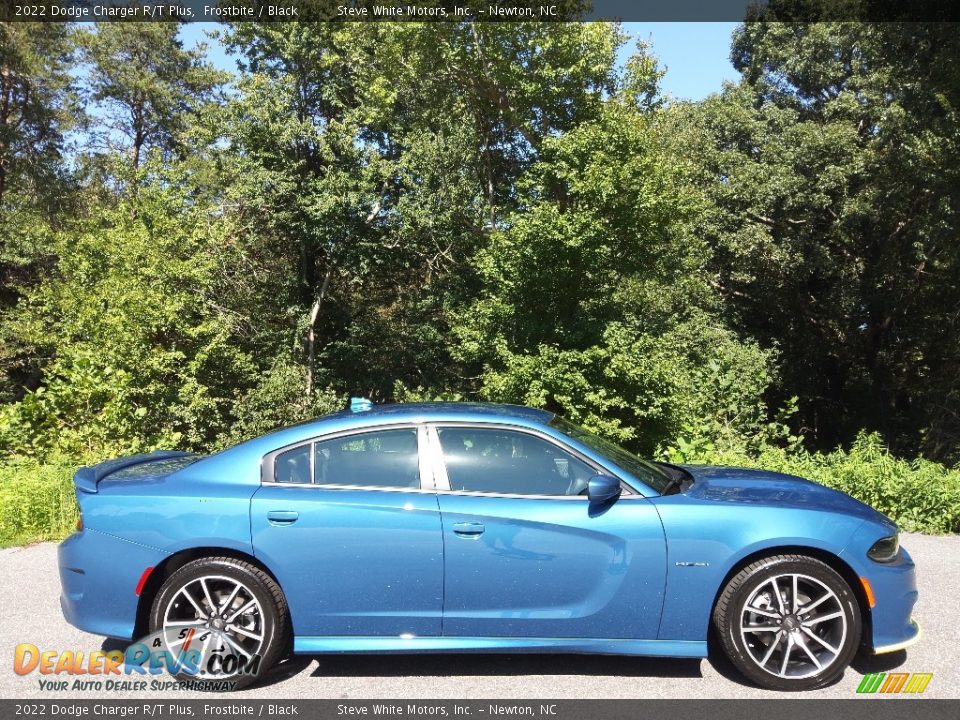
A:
[[452, 522, 485, 537], [267, 510, 299, 526]]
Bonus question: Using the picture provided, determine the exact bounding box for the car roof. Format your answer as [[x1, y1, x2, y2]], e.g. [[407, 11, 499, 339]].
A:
[[180, 401, 660, 496], [187, 402, 557, 485], [320, 401, 554, 425]]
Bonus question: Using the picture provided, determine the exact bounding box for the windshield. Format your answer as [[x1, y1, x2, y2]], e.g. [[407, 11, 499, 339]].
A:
[[548, 416, 672, 494]]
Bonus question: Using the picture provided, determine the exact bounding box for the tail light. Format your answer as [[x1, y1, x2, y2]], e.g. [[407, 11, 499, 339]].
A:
[[76, 514, 83, 531]]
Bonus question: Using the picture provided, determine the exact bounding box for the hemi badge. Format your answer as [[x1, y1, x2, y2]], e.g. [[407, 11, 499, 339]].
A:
[[675, 561, 710, 567]]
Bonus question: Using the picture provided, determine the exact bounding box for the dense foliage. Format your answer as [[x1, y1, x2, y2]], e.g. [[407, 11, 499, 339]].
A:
[[0, 18, 957, 540]]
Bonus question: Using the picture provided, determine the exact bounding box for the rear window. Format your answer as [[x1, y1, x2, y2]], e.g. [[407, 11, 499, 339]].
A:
[[315, 429, 420, 488], [272, 429, 421, 489], [108, 454, 205, 480]]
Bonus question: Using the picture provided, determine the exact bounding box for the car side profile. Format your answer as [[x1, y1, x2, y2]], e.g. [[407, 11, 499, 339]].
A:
[[58, 401, 919, 691]]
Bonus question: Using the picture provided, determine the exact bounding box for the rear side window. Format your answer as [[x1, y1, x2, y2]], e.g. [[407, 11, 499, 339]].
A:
[[274, 445, 311, 484], [314, 429, 420, 489]]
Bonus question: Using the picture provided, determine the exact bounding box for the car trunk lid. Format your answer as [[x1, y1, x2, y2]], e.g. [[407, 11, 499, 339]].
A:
[[73, 451, 196, 494]]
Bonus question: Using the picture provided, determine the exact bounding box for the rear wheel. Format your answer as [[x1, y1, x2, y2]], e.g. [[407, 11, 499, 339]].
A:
[[149, 557, 289, 690], [713, 554, 861, 691]]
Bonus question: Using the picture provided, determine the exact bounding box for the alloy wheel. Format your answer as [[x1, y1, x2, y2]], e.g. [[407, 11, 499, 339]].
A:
[[740, 572, 848, 679], [161, 574, 266, 678]]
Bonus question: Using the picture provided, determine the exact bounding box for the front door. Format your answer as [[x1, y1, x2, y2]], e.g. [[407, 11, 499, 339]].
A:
[[251, 426, 443, 638], [431, 424, 667, 640]]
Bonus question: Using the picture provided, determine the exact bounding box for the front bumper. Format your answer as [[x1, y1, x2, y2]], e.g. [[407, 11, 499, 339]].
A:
[[874, 619, 921, 654], [59, 528, 168, 640], [845, 524, 920, 654]]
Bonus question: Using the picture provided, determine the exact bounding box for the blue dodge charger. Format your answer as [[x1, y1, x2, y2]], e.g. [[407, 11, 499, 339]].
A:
[[58, 401, 919, 690]]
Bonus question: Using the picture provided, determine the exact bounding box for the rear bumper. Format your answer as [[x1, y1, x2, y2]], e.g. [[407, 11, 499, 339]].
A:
[[58, 529, 168, 640]]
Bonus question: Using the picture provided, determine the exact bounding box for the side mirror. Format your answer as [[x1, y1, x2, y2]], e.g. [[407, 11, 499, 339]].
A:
[[587, 474, 621, 505]]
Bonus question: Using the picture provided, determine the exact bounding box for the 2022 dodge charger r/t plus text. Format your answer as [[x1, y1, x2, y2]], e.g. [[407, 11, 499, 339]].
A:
[[58, 401, 919, 691]]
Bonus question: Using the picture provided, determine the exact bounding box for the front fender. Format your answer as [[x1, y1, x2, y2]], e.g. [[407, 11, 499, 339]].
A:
[[652, 497, 865, 641]]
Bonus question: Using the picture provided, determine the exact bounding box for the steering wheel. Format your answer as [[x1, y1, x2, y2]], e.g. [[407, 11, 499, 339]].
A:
[[567, 475, 590, 496]]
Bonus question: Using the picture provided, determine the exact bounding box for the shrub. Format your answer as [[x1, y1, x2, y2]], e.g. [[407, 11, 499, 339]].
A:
[[219, 360, 344, 449], [0, 461, 78, 547], [662, 431, 960, 534]]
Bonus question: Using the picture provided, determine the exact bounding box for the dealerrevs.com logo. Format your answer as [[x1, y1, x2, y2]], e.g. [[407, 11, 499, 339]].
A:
[[856, 672, 933, 694], [14, 630, 262, 692]]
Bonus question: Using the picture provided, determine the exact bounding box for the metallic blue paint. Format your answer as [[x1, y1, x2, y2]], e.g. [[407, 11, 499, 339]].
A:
[[58, 402, 919, 662], [251, 486, 444, 637], [436, 494, 664, 639], [652, 466, 878, 642], [58, 528, 167, 639]]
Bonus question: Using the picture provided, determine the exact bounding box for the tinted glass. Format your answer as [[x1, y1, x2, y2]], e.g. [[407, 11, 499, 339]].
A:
[[548, 416, 671, 494], [314, 429, 420, 489], [274, 444, 311, 484], [437, 427, 594, 496]]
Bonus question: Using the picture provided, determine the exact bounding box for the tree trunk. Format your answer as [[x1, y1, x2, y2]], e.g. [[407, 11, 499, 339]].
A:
[[304, 266, 332, 399], [132, 134, 142, 170], [303, 195, 383, 399], [0, 65, 12, 205]]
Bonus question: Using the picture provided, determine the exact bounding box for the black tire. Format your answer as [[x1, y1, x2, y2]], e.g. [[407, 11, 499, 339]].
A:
[[149, 556, 289, 690], [712, 554, 861, 691]]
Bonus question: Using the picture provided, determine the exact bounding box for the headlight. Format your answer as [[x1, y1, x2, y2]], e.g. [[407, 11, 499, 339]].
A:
[[868, 534, 899, 563]]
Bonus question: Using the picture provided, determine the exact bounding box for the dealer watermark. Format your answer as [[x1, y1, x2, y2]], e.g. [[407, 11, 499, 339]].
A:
[[13, 629, 261, 693]]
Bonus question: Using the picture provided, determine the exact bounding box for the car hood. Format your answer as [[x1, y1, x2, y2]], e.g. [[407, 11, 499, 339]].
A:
[[679, 465, 892, 526]]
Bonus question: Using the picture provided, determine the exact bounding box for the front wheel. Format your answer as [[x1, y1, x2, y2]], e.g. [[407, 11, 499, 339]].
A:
[[148, 556, 289, 690], [713, 554, 861, 691]]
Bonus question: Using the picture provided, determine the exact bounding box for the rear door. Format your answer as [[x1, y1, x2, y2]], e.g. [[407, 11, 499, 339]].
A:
[[430, 424, 667, 640], [250, 425, 443, 638]]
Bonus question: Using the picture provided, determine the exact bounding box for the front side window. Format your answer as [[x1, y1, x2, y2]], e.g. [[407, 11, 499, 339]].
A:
[[436, 427, 595, 496], [548, 415, 672, 494], [314, 428, 420, 489]]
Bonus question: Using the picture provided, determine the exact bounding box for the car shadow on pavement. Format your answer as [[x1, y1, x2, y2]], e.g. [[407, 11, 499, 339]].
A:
[[100, 637, 318, 691], [249, 655, 316, 688], [101, 638, 126, 653], [704, 634, 909, 691], [303, 654, 705, 679], [851, 649, 908, 674]]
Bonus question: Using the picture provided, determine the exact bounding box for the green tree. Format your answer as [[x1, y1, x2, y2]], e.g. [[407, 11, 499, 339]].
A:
[[454, 75, 774, 451], [0, 159, 255, 460], [0, 23, 77, 208], [0, 23, 80, 402], [80, 23, 227, 169], [215, 21, 624, 404], [690, 21, 960, 461]]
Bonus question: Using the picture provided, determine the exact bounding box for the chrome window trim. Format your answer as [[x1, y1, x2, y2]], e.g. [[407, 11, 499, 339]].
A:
[[260, 423, 427, 491], [259, 419, 644, 500], [260, 480, 440, 495], [259, 479, 649, 500], [427, 422, 637, 499], [416, 425, 436, 490]]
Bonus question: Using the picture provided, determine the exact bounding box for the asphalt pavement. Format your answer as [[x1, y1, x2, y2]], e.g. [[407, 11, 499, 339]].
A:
[[1, 533, 956, 699]]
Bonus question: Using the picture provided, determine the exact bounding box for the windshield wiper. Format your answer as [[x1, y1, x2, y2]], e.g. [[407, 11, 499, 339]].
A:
[[662, 477, 682, 495], [654, 462, 693, 495]]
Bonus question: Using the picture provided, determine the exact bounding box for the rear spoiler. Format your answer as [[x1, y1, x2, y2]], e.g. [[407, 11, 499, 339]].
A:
[[73, 451, 193, 494]]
